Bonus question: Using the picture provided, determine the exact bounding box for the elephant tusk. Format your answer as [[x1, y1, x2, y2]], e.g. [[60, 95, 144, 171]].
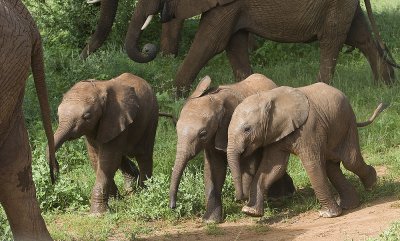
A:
[[141, 15, 154, 30], [87, 0, 101, 4]]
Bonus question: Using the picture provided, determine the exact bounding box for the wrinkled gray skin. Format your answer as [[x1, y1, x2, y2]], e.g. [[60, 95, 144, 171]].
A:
[[50, 73, 158, 214], [0, 0, 56, 239], [169, 74, 295, 223], [80, 0, 184, 59], [227, 83, 384, 218], [126, 0, 396, 96]]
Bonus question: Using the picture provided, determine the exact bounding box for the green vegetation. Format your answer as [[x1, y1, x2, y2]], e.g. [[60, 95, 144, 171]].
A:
[[0, 0, 399, 240]]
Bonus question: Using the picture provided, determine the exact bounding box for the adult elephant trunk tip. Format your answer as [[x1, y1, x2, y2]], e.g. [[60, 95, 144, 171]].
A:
[[125, 13, 158, 63]]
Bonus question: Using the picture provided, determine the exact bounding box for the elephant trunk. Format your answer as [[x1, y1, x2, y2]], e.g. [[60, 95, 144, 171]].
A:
[[125, 2, 158, 63], [169, 144, 193, 209], [80, 0, 119, 59], [227, 142, 244, 201], [46, 121, 75, 176]]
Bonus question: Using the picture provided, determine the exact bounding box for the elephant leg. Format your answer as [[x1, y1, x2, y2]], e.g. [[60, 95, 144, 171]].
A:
[[345, 5, 395, 85], [161, 19, 184, 57], [316, 7, 353, 84], [316, 39, 344, 84], [226, 30, 253, 81], [119, 156, 140, 193], [90, 151, 121, 214], [174, 7, 240, 96], [0, 120, 52, 240], [299, 150, 342, 218], [242, 147, 289, 217], [339, 127, 377, 191], [203, 149, 227, 223], [240, 152, 261, 199], [267, 172, 296, 201], [85, 139, 99, 171], [326, 161, 359, 209], [135, 153, 153, 187]]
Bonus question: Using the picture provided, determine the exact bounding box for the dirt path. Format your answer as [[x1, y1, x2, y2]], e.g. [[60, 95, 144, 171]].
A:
[[138, 197, 400, 241]]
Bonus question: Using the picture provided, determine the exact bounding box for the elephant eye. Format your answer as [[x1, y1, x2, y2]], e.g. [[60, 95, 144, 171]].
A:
[[244, 126, 251, 133], [82, 112, 91, 120], [199, 130, 207, 139]]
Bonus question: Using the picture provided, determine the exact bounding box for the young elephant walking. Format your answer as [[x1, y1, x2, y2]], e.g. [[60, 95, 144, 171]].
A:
[[169, 74, 295, 223], [227, 83, 386, 218], [50, 73, 158, 214]]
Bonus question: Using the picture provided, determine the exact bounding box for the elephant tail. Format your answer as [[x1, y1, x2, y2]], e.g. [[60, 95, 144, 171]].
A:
[[364, 0, 400, 69], [31, 35, 59, 184], [357, 102, 388, 128], [159, 112, 177, 126]]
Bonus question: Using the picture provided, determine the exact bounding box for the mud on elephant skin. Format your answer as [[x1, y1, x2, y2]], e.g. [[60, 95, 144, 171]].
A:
[[80, 0, 184, 59], [0, 0, 56, 239], [127, 0, 398, 95], [169, 74, 295, 223], [50, 73, 158, 214], [227, 83, 387, 218]]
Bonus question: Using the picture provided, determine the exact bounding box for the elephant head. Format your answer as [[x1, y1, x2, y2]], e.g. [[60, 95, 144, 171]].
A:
[[226, 86, 309, 200], [169, 76, 236, 208], [52, 80, 139, 157], [126, 0, 235, 63]]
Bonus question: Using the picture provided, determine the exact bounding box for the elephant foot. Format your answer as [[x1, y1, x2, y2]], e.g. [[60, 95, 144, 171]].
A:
[[203, 206, 223, 223], [318, 206, 342, 218], [90, 201, 108, 215], [242, 205, 263, 217], [123, 178, 135, 194], [90, 201, 108, 214], [337, 195, 360, 210], [361, 166, 377, 191]]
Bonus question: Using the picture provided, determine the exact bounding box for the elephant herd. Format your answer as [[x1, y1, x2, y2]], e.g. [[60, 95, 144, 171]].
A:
[[0, 0, 398, 240]]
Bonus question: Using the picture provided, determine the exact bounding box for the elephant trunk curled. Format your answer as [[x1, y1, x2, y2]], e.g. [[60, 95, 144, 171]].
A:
[[124, 1, 158, 63]]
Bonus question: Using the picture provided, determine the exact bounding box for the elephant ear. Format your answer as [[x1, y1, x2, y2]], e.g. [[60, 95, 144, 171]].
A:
[[263, 86, 309, 144], [189, 75, 212, 98], [165, 0, 235, 20], [96, 83, 139, 143]]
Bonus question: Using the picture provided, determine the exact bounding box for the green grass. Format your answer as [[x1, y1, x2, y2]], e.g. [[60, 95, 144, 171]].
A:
[[0, 0, 399, 240]]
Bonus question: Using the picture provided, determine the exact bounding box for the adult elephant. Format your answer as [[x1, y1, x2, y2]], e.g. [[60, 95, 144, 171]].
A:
[[80, 0, 184, 59], [0, 0, 57, 240], [126, 0, 398, 95]]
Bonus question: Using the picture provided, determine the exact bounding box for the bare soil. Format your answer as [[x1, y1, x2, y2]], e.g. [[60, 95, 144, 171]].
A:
[[136, 165, 400, 241], [137, 197, 400, 241]]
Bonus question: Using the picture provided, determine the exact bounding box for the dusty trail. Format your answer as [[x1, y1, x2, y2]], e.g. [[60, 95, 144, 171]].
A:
[[138, 197, 400, 241]]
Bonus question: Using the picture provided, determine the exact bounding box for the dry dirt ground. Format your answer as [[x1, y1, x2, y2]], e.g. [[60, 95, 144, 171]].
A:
[[136, 166, 400, 241], [137, 197, 400, 241]]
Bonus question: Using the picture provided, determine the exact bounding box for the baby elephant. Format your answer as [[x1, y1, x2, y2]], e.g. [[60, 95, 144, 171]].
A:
[[50, 73, 158, 214], [227, 83, 386, 218], [169, 74, 295, 223]]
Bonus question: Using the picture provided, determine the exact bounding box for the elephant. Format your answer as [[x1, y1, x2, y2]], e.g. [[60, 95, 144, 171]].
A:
[[124, 0, 398, 96], [226, 83, 387, 218], [169, 74, 295, 223], [80, 0, 184, 59], [50, 73, 158, 214], [0, 0, 57, 240]]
